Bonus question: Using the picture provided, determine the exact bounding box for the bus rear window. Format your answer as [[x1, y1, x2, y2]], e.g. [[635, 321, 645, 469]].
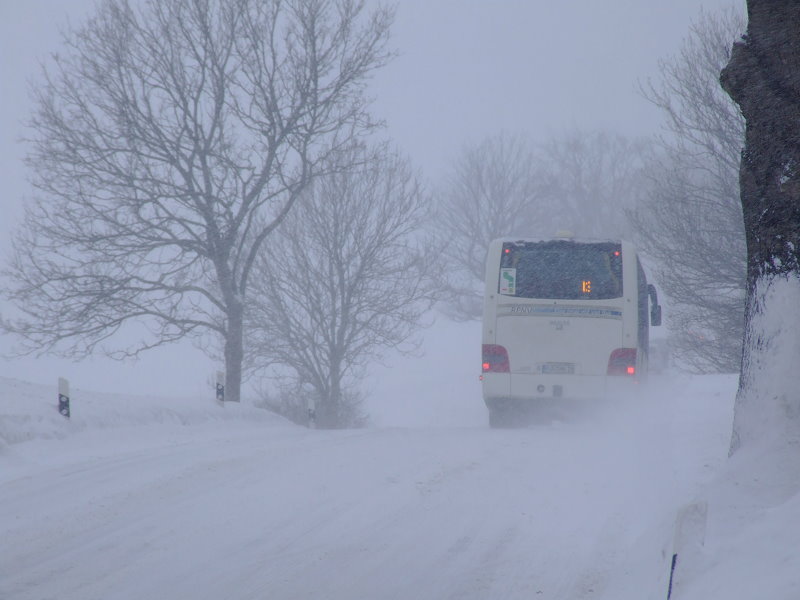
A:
[[499, 240, 623, 300]]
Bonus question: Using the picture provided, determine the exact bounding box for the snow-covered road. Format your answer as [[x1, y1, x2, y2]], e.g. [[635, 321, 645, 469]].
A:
[[0, 375, 734, 600]]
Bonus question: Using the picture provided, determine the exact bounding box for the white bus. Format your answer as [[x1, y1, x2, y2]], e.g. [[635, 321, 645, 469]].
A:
[[481, 236, 661, 426]]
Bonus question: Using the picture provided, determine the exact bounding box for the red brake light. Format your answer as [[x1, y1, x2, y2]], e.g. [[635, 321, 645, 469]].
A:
[[482, 344, 510, 373], [608, 348, 637, 376]]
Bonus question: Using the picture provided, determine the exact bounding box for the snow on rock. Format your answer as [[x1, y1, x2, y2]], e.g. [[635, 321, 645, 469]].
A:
[[732, 274, 800, 451]]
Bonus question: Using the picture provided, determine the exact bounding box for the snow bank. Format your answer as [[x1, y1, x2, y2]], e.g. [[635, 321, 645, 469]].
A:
[[1, 368, 798, 598], [676, 441, 800, 599], [644, 367, 800, 599], [732, 275, 800, 451], [0, 375, 280, 449]]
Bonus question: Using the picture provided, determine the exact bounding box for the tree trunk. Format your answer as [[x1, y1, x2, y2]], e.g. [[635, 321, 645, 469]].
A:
[[313, 355, 343, 429], [316, 378, 341, 429], [720, 0, 800, 453], [225, 301, 244, 403], [329, 372, 342, 428]]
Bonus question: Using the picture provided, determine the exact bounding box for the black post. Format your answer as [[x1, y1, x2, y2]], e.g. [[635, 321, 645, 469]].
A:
[[58, 377, 70, 418], [215, 371, 225, 403], [667, 553, 678, 599], [307, 397, 317, 429]]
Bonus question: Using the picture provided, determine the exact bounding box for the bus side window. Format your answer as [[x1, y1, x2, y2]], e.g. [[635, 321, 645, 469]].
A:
[[636, 258, 649, 356]]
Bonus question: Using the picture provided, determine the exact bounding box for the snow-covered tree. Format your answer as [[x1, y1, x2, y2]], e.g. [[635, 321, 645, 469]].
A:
[[633, 6, 746, 373], [1, 0, 394, 403], [720, 0, 800, 453], [538, 130, 650, 241], [246, 146, 436, 428]]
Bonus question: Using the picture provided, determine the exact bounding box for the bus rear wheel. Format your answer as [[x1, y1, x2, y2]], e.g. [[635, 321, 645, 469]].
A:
[[488, 408, 515, 428]]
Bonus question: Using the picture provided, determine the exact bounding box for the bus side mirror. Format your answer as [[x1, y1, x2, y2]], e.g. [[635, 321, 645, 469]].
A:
[[647, 284, 662, 326], [651, 304, 662, 327]]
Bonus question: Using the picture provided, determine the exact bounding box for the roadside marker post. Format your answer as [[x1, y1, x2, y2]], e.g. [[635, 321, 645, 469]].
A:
[[307, 396, 316, 429], [58, 377, 70, 418], [215, 371, 225, 403], [668, 501, 708, 599]]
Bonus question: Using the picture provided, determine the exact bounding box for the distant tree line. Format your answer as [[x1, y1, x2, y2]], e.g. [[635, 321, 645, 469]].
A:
[[634, 6, 746, 373], [435, 129, 651, 322], [435, 6, 747, 375]]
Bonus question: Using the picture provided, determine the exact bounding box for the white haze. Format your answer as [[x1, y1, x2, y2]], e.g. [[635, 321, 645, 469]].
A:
[[1, 0, 739, 397], [5, 1, 799, 596]]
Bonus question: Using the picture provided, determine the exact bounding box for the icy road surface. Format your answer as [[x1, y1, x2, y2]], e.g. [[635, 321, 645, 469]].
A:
[[0, 377, 734, 600]]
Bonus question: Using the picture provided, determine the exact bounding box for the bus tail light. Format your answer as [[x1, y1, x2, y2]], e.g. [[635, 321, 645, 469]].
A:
[[607, 348, 637, 376], [482, 344, 510, 373]]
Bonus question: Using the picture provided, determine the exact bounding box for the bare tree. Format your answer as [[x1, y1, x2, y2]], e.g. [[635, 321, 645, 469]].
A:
[[246, 146, 436, 428], [435, 130, 647, 322], [538, 130, 651, 241], [633, 6, 746, 373], [1, 0, 394, 402], [434, 132, 549, 321], [720, 0, 800, 453]]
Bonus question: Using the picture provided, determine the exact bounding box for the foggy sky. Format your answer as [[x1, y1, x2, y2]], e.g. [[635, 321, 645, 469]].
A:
[[0, 0, 741, 397]]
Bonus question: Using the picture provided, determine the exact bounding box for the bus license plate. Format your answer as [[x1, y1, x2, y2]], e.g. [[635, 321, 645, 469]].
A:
[[542, 362, 575, 374]]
